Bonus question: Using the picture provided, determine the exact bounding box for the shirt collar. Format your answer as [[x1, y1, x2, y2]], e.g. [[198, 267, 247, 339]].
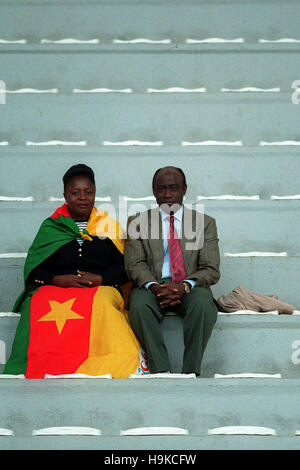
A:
[[159, 205, 183, 222]]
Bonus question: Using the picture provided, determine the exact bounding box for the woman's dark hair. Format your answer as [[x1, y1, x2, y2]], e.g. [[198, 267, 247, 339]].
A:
[[63, 164, 95, 190], [152, 166, 187, 190]]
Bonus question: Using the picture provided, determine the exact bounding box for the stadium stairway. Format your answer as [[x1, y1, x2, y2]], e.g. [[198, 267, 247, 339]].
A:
[[1, 310, 300, 450], [1, 0, 300, 450]]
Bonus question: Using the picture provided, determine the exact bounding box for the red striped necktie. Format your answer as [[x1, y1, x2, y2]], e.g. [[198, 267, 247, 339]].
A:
[[168, 214, 186, 283]]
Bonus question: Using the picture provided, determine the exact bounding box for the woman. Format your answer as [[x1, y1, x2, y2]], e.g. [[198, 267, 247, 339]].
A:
[[4, 164, 148, 378]]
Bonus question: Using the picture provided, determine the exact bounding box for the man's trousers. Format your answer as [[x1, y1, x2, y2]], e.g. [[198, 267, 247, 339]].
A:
[[128, 286, 218, 375]]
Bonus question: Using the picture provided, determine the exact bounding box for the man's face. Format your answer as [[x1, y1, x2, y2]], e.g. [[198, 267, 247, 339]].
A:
[[64, 176, 95, 221], [153, 169, 187, 212]]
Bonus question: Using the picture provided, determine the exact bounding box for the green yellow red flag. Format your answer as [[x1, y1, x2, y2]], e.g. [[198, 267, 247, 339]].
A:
[[4, 204, 147, 378], [23, 285, 143, 379], [25, 286, 96, 378]]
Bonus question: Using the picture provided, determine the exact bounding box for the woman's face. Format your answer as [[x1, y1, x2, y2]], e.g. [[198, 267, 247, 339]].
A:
[[64, 176, 95, 221]]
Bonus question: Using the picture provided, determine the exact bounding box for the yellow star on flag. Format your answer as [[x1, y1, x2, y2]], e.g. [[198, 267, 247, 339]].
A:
[[38, 298, 84, 334]]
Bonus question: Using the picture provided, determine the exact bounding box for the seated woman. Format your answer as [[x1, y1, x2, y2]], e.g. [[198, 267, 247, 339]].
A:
[[4, 164, 148, 378]]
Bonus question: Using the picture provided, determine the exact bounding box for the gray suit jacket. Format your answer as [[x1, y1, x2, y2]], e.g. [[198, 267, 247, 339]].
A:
[[124, 206, 220, 291]]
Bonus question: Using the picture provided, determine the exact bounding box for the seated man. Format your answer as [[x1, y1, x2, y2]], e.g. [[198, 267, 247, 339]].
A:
[[124, 166, 221, 376]]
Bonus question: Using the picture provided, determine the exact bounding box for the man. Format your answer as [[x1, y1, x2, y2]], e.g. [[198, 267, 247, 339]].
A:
[[124, 166, 220, 376]]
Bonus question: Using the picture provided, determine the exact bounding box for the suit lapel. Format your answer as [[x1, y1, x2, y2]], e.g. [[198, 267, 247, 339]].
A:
[[180, 206, 194, 274], [181, 206, 204, 274], [148, 207, 164, 279]]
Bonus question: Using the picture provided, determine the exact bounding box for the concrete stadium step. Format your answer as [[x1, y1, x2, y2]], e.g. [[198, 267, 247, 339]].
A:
[[1, 378, 300, 450], [1, 147, 300, 199], [4, 434, 300, 451], [2, 42, 299, 91], [163, 314, 300, 378], [0, 46, 298, 93], [1, 94, 300, 145], [1, 0, 299, 44], [0, 200, 299, 255], [1, 313, 300, 377]]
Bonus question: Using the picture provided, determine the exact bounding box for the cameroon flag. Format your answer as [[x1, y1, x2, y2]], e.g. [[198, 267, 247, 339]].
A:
[[9, 284, 145, 379], [4, 204, 149, 378]]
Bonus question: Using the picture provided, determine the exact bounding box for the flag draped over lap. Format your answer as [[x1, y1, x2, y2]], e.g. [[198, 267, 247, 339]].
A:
[[4, 204, 149, 378]]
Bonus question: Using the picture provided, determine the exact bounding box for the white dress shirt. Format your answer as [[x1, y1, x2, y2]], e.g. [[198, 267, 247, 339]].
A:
[[144, 205, 196, 290]]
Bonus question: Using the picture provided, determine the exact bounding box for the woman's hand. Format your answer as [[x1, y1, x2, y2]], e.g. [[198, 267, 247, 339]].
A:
[[52, 274, 90, 288], [52, 272, 103, 288], [76, 270, 103, 287]]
